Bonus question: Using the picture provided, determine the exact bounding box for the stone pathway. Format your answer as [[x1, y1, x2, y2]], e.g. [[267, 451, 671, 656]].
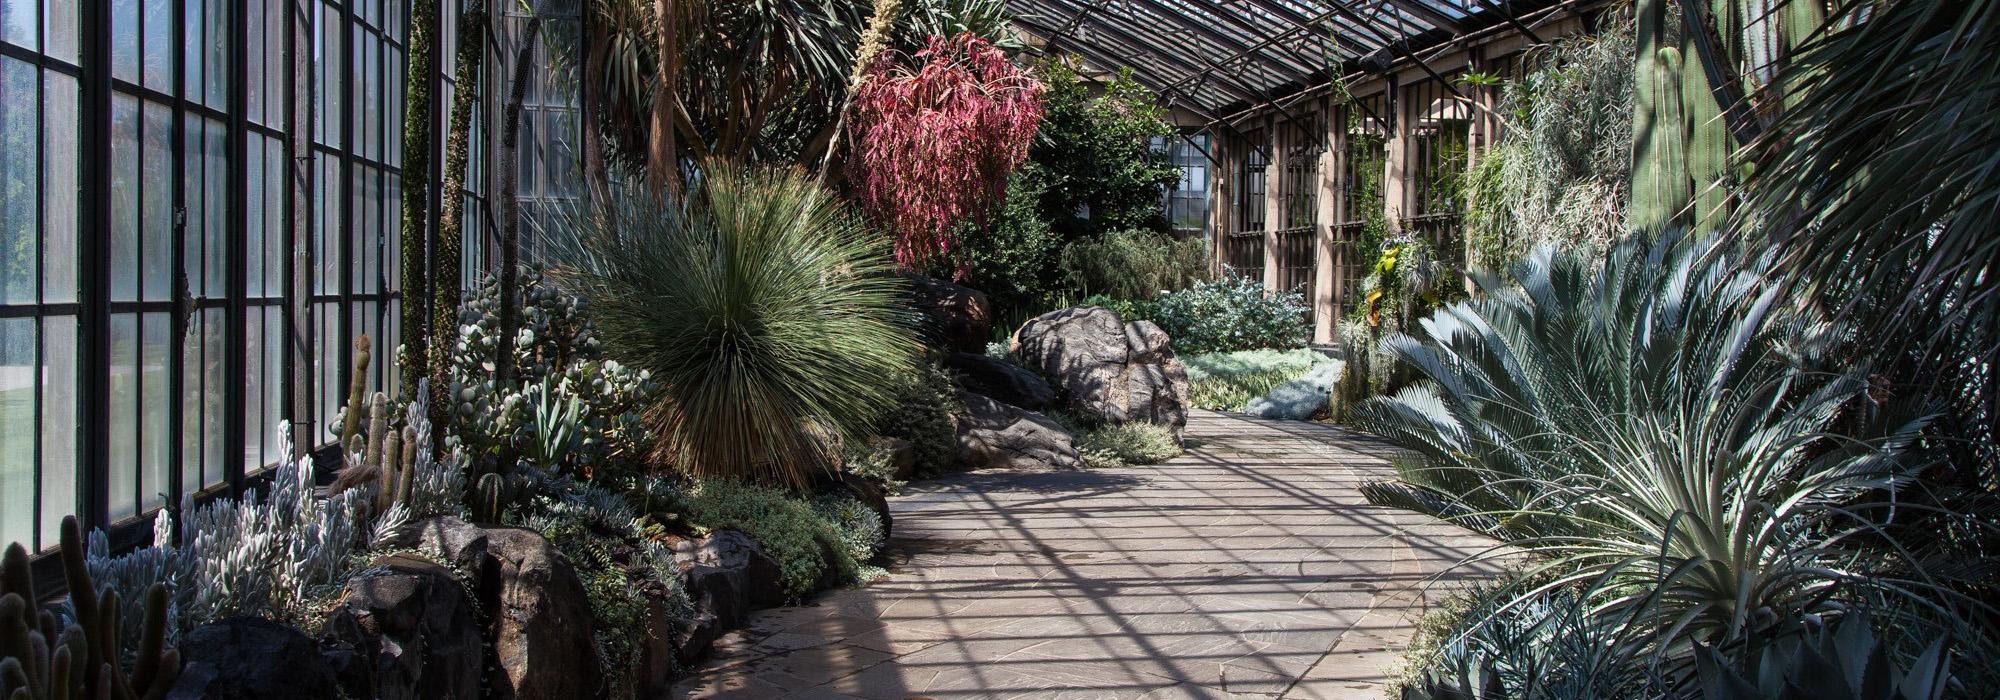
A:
[[672, 411, 1504, 699]]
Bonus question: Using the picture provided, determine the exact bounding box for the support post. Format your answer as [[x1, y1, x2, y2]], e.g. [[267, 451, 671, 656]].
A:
[[1382, 79, 1409, 234], [1262, 116, 1281, 292], [1313, 99, 1342, 345], [1207, 135, 1232, 277]]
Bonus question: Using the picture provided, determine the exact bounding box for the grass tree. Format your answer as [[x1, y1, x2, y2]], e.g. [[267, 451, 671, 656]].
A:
[[557, 163, 921, 487]]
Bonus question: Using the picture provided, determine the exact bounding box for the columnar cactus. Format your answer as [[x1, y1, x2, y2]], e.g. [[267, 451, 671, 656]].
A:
[[0, 517, 179, 700]]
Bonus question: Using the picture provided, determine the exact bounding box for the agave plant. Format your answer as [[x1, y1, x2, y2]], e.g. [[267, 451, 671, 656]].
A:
[[555, 163, 921, 487], [1354, 232, 1987, 679]]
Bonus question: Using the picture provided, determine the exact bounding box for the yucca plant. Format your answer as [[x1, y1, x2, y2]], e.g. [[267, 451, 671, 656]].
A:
[[1355, 232, 1988, 683], [556, 163, 921, 487]]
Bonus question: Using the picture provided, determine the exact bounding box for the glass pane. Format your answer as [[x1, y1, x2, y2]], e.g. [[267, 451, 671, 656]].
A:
[[0, 0, 33, 50], [183, 308, 225, 492], [204, 0, 226, 108], [182, 120, 207, 297], [107, 314, 136, 519], [39, 315, 74, 550], [143, 0, 169, 90], [0, 58, 35, 304], [139, 312, 168, 512], [182, 0, 203, 99], [45, 0, 78, 63], [141, 101, 170, 302], [204, 118, 226, 297], [0, 318, 34, 550], [43, 73, 75, 303], [109, 95, 138, 302], [112, 0, 138, 82]]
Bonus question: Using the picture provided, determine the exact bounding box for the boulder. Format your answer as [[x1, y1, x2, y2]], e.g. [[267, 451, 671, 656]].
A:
[[318, 554, 483, 700], [1245, 361, 1344, 421], [945, 352, 1056, 411], [170, 618, 339, 700], [676, 565, 740, 665], [1011, 307, 1190, 440], [409, 517, 600, 700], [695, 530, 787, 609], [903, 274, 992, 354], [956, 392, 1085, 471]]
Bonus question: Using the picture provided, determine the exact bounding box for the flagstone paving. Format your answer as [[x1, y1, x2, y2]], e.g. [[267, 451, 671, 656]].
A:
[[672, 410, 1505, 699]]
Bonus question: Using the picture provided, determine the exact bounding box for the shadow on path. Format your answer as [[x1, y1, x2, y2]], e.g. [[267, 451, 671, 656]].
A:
[[670, 411, 1503, 700]]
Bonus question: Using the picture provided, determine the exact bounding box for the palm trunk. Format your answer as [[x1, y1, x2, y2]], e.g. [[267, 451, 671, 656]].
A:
[[581, 9, 613, 230], [399, 0, 439, 400], [498, 17, 542, 390], [648, 0, 679, 196], [432, 0, 487, 437]]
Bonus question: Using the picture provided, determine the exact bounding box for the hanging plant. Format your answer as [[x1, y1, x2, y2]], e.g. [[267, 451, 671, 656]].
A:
[[847, 32, 1045, 268]]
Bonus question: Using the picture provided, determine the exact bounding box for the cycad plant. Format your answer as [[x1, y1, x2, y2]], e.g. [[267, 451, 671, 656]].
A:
[[556, 163, 921, 487], [1356, 233, 1989, 685]]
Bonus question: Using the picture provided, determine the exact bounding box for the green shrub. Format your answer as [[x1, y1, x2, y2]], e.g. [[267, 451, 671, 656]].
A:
[[1356, 233, 1992, 691], [929, 165, 1065, 316], [1182, 348, 1329, 411], [676, 479, 859, 597], [813, 494, 886, 566], [1028, 58, 1181, 239], [841, 438, 909, 494], [1058, 229, 1209, 301], [1069, 421, 1181, 469], [1148, 277, 1310, 355], [1078, 294, 1152, 325], [558, 164, 921, 487], [876, 363, 961, 478]]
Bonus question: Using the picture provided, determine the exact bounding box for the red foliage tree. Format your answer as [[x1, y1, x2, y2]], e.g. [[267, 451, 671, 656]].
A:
[[848, 33, 1045, 268]]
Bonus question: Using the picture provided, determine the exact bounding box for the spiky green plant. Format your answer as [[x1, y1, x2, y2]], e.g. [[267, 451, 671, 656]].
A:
[[557, 163, 921, 487], [1355, 233, 1994, 683]]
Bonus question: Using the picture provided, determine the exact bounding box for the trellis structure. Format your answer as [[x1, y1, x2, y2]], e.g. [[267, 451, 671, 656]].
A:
[[1012, 0, 1598, 343]]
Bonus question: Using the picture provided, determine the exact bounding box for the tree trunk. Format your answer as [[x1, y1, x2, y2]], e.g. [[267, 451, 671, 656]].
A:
[[498, 17, 542, 392], [647, 0, 678, 196], [398, 0, 439, 400], [581, 9, 613, 230], [432, 0, 487, 438]]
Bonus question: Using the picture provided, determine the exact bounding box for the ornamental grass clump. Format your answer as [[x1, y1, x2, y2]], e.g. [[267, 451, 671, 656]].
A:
[[557, 163, 921, 488], [848, 32, 1045, 268]]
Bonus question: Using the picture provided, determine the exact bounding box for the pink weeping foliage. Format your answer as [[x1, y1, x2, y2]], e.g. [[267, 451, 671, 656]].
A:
[[848, 32, 1046, 269]]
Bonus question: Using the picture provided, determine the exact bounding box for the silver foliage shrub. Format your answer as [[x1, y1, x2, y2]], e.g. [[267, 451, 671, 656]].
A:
[[86, 380, 467, 650], [446, 267, 654, 479]]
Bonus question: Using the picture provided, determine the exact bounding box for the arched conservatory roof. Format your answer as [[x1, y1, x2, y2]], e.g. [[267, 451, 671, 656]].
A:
[[1009, 0, 1568, 125]]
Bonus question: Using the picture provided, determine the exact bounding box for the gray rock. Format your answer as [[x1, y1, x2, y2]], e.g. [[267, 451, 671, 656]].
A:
[[904, 274, 993, 354], [170, 618, 338, 700], [410, 517, 601, 700], [1011, 307, 1190, 440], [696, 530, 787, 608], [318, 554, 482, 700], [676, 565, 740, 665], [1245, 361, 1344, 421], [956, 392, 1085, 471], [945, 352, 1056, 410]]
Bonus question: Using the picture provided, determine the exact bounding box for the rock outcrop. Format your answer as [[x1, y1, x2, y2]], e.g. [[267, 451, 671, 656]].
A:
[[956, 392, 1084, 471], [318, 554, 483, 700], [410, 517, 601, 700], [904, 274, 992, 354], [170, 618, 340, 700], [945, 351, 1056, 411], [1012, 307, 1190, 440]]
